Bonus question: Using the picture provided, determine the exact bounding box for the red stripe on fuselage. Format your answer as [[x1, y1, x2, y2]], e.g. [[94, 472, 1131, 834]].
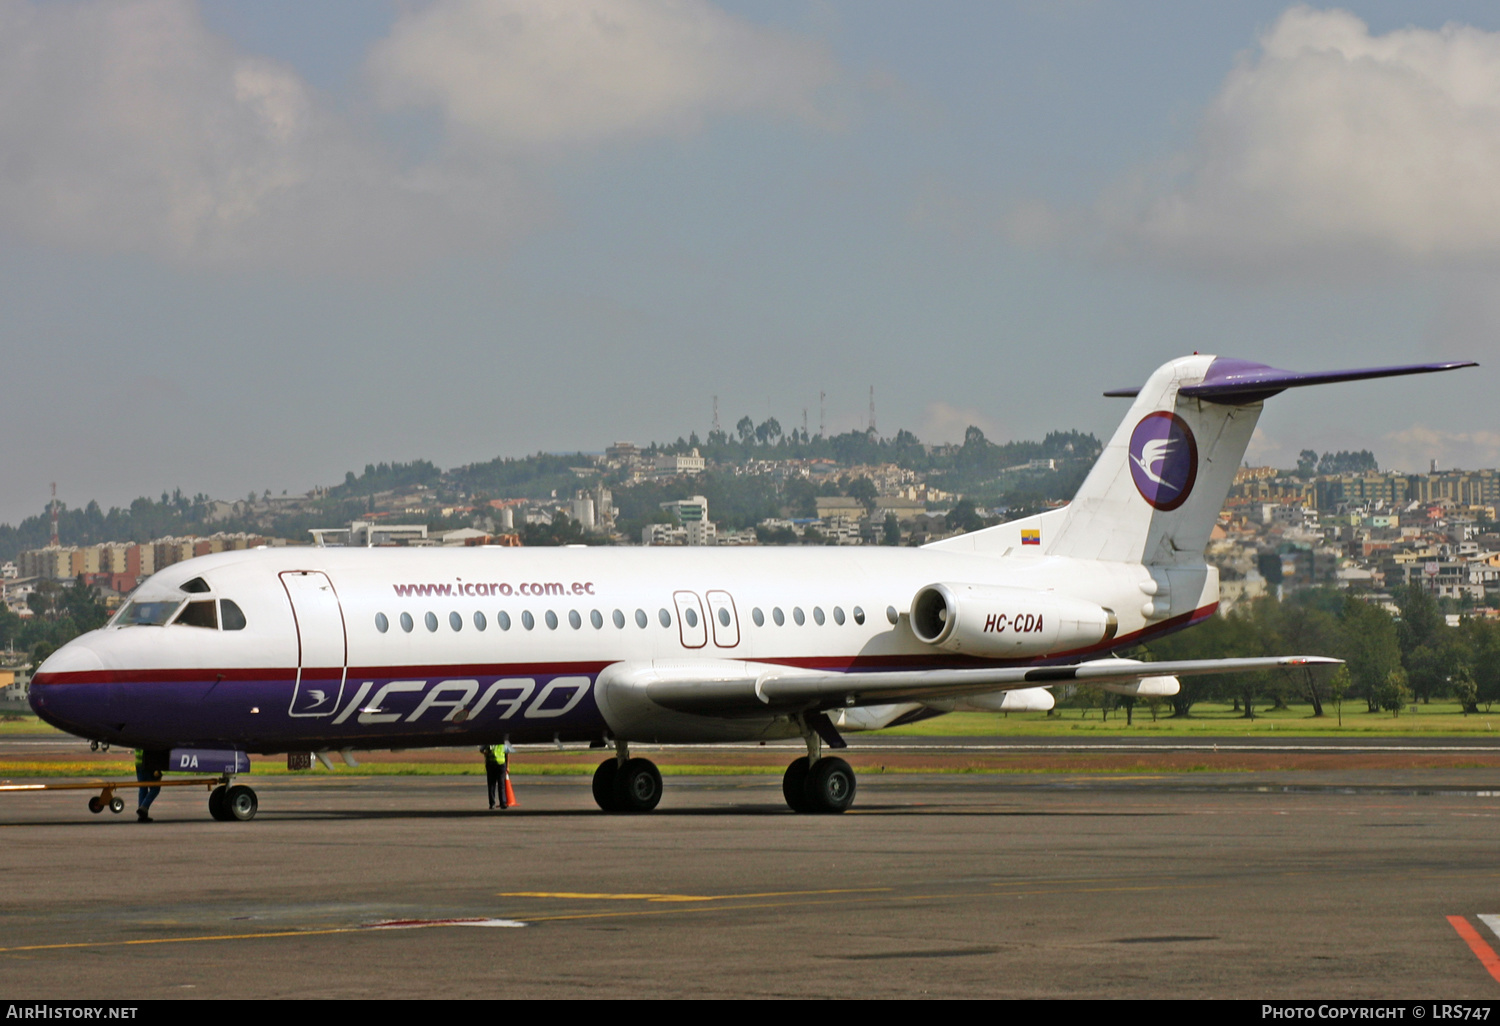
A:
[[29, 603, 1218, 687]]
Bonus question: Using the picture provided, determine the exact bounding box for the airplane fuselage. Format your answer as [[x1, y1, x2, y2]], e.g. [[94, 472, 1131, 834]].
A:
[[29, 544, 1215, 752]]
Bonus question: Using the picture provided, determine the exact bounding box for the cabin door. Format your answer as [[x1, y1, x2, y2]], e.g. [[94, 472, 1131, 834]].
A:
[[281, 570, 348, 718], [705, 590, 740, 648]]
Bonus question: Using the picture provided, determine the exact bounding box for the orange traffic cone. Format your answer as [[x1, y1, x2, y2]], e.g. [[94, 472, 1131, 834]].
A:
[[503, 775, 518, 808]]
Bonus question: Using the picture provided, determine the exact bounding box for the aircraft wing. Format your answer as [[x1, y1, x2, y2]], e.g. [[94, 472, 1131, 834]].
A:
[[630, 656, 1341, 718]]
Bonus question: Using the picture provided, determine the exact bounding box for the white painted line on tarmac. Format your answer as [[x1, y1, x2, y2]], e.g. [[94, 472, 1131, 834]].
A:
[[1478, 914, 1500, 943]]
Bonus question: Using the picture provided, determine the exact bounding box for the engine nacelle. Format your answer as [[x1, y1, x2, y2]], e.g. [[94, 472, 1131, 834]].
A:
[[910, 582, 1116, 659]]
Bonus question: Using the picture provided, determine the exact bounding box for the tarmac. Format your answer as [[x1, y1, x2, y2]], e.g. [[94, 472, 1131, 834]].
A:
[[4, 735, 1500, 999]]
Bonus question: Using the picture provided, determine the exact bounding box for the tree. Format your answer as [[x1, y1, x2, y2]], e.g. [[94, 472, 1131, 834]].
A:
[[1297, 449, 1319, 477], [736, 416, 754, 443], [847, 477, 877, 513], [1375, 668, 1412, 716], [755, 418, 782, 445], [1336, 597, 1402, 713], [883, 512, 901, 546]]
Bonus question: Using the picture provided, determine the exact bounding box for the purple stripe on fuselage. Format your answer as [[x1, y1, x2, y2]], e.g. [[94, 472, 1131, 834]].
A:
[[29, 672, 610, 751]]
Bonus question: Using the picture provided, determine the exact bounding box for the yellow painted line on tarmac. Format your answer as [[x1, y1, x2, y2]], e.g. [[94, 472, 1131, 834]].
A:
[[0, 926, 370, 955], [497, 887, 890, 903], [0, 881, 1207, 955]]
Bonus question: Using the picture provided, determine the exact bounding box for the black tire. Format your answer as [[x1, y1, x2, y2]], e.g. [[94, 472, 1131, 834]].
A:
[[225, 784, 258, 822], [782, 757, 812, 813], [208, 785, 230, 821], [804, 757, 856, 814], [109, 797, 125, 814], [612, 758, 662, 813], [87, 796, 104, 814], [592, 759, 619, 812]]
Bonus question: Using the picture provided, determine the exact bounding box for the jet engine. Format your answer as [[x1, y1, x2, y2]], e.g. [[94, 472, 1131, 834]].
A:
[[909, 582, 1116, 659]]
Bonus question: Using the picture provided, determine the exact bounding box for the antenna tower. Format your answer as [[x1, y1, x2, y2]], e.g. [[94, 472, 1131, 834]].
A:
[[712, 395, 720, 436], [819, 391, 826, 438], [49, 483, 58, 548], [868, 386, 877, 435]]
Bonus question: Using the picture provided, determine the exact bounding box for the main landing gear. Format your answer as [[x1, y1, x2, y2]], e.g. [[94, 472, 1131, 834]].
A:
[[208, 782, 258, 821], [782, 714, 856, 814], [591, 741, 663, 813]]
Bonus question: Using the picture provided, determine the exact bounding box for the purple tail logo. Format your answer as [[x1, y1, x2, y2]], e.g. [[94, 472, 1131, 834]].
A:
[[1128, 412, 1197, 511]]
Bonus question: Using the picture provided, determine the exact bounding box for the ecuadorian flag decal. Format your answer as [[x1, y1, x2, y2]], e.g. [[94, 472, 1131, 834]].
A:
[[1021, 529, 1041, 545]]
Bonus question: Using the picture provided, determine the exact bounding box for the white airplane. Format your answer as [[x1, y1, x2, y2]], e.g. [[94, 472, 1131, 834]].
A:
[[28, 355, 1474, 820]]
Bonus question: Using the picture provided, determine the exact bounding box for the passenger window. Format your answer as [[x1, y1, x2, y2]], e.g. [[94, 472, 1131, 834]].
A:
[[591, 610, 604, 629], [833, 606, 845, 625], [886, 606, 898, 625], [425, 612, 439, 632], [522, 611, 535, 630], [449, 611, 463, 632], [375, 612, 389, 634], [752, 607, 765, 626], [772, 607, 785, 626], [568, 610, 582, 629], [400, 612, 414, 633], [498, 611, 511, 631], [545, 610, 559, 630], [176, 600, 217, 629], [813, 606, 825, 625], [613, 609, 625, 629], [474, 611, 487, 631], [658, 608, 672, 628], [718, 608, 731, 627], [853, 606, 865, 625], [685, 607, 699, 628], [635, 609, 648, 629], [221, 600, 247, 631], [793, 607, 806, 626]]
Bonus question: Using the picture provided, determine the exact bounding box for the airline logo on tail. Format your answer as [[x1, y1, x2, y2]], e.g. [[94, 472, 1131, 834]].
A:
[[1128, 412, 1198, 510]]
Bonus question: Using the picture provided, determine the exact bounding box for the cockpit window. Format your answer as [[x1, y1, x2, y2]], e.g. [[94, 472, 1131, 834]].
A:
[[220, 600, 247, 631], [113, 599, 184, 627], [175, 600, 218, 629], [181, 577, 211, 594], [114, 597, 184, 630]]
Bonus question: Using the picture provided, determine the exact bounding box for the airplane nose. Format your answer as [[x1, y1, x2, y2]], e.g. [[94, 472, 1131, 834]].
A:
[[29, 639, 108, 734], [36, 639, 106, 676]]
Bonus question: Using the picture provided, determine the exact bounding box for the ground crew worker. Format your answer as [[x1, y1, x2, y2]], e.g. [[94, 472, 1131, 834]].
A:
[[482, 743, 508, 809], [134, 749, 162, 823]]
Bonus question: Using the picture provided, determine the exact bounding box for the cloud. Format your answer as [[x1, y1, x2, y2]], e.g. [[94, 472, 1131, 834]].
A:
[[1381, 425, 1500, 473], [0, 0, 841, 271], [366, 0, 840, 152], [1074, 7, 1500, 271], [0, 0, 531, 271]]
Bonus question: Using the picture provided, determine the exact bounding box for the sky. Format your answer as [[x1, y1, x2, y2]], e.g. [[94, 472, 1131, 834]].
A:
[[2, 0, 1498, 526]]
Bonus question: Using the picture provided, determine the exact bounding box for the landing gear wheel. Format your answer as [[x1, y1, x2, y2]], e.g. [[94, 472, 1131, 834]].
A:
[[592, 759, 620, 812], [224, 784, 257, 822], [612, 758, 662, 813], [208, 785, 231, 821], [109, 797, 125, 814], [804, 757, 856, 814], [782, 757, 813, 813], [88, 796, 104, 814]]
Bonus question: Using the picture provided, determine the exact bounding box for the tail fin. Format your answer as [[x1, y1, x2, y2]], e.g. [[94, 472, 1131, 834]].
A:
[[929, 355, 1475, 566], [1049, 355, 1252, 565]]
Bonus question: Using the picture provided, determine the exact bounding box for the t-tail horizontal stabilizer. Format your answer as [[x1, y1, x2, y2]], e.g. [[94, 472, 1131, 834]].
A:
[[1105, 358, 1478, 403]]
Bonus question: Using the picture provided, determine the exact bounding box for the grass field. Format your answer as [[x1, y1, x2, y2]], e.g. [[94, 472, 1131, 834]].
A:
[[877, 701, 1500, 737]]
